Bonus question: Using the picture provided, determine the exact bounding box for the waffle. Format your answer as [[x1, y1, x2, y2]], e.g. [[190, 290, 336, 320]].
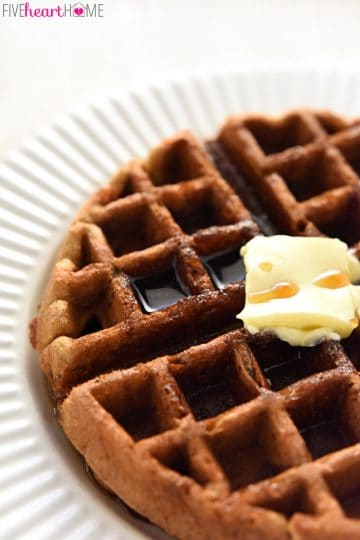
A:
[[214, 109, 360, 241], [30, 112, 360, 540]]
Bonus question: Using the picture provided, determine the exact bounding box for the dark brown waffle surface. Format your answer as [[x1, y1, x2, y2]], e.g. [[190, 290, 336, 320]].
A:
[[30, 111, 360, 539]]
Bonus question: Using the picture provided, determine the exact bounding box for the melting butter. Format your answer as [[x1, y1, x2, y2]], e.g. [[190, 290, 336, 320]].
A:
[[237, 236, 360, 346], [350, 317, 358, 327]]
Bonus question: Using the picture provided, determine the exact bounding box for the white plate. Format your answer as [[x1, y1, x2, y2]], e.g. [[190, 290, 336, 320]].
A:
[[2, 68, 360, 540]]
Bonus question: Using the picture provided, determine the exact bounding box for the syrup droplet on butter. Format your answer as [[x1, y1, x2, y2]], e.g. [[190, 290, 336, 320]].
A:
[[259, 261, 273, 271], [248, 281, 299, 304], [313, 270, 350, 289]]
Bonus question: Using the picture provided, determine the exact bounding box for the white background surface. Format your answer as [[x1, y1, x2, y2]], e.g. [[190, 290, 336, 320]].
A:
[[2, 0, 360, 159]]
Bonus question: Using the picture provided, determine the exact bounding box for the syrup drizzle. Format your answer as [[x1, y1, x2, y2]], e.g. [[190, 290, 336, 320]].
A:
[[313, 270, 350, 289], [130, 263, 189, 313], [202, 246, 245, 289], [248, 281, 299, 304]]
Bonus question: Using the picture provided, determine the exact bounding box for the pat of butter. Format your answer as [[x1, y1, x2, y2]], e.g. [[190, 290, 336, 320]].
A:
[[238, 236, 360, 346]]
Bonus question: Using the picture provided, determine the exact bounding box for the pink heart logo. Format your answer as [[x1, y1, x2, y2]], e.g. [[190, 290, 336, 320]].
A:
[[74, 7, 84, 16]]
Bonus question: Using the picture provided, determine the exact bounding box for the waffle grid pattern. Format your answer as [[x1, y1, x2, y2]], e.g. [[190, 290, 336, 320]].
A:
[[32, 111, 360, 539], [35, 131, 259, 398], [218, 110, 360, 244], [63, 330, 360, 539]]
